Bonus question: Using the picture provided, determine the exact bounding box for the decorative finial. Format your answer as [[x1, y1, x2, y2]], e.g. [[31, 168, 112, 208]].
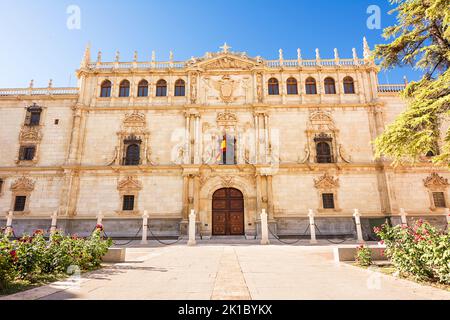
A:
[[220, 42, 231, 53], [115, 50, 120, 62], [81, 42, 91, 67], [403, 75, 408, 85], [48, 79, 53, 88], [29, 79, 34, 88], [297, 48, 302, 61], [352, 48, 358, 60], [363, 36, 371, 59], [169, 50, 174, 62], [97, 50, 102, 63], [133, 50, 138, 62], [334, 48, 339, 61], [278, 49, 283, 61], [151, 50, 156, 62], [315, 48, 321, 61]]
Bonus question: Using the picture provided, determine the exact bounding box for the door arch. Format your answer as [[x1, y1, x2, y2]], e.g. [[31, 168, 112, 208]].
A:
[[212, 188, 244, 235]]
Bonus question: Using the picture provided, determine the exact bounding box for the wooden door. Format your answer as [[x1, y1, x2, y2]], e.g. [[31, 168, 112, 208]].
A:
[[212, 188, 244, 235]]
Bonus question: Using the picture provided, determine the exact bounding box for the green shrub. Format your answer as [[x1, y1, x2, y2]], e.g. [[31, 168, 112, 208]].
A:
[[375, 219, 450, 284], [355, 245, 372, 267]]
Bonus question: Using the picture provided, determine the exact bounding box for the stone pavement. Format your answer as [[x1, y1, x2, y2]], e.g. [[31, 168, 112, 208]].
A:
[[2, 241, 450, 300]]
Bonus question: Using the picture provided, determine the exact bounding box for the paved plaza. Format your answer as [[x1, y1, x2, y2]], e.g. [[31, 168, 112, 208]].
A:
[[2, 240, 450, 300]]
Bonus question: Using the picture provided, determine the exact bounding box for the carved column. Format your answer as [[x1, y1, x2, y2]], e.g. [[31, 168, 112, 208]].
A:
[[184, 113, 191, 164], [264, 114, 269, 163], [256, 174, 262, 215], [194, 115, 201, 164], [266, 175, 274, 220], [193, 174, 200, 220], [254, 113, 260, 164], [67, 104, 83, 164], [182, 175, 189, 220]]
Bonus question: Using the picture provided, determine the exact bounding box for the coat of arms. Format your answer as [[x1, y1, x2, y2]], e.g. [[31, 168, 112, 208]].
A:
[[208, 75, 240, 103]]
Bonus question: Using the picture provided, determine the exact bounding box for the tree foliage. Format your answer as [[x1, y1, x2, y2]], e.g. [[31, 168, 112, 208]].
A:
[[374, 0, 450, 166]]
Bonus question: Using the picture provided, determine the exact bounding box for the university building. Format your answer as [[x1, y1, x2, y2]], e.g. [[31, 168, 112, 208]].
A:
[[0, 40, 448, 239]]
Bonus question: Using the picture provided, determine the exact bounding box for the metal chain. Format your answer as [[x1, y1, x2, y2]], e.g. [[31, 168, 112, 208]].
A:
[[103, 225, 143, 246], [314, 224, 353, 244], [146, 225, 184, 245], [267, 224, 310, 245]]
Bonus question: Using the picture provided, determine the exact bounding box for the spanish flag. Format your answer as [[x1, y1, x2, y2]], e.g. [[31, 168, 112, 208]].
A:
[[220, 136, 227, 152]]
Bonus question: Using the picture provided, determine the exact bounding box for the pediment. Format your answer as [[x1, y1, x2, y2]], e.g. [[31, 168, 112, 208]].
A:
[[314, 173, 339, 190], [11, 176, 35, 192], [194, 53, 261, 71], [117, 176, 142, 191]]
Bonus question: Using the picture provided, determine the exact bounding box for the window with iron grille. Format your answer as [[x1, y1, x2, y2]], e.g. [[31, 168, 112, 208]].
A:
[[100, 80, 112, 97], [19, 146, 36, 161], [432, 192, 446, 208], [14, 196, 26, 211], [122, 195, 135, 211], [322, 193, 335, 209], [268, 78, 279, 95], [156, 79, 167, 96], [25, 103, 42, 126], [137, 80, 148, 97], [174, 79, 185, 96]]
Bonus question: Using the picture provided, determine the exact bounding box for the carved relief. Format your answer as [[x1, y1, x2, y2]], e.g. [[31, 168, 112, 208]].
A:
[[190, 72, 198, 104], [207, 75, 240, 103], [117, 176, 143, 192], [314, 173, 339, 189], [202, 57, 254, 70], [423, 173, 449, 190], [19, 126, 42, 143], [256, 73, 263, 103], [10, 176, 35, 192]]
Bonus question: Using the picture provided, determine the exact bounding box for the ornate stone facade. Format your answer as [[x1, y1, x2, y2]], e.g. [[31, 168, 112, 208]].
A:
[[0, 41, 448, 238]]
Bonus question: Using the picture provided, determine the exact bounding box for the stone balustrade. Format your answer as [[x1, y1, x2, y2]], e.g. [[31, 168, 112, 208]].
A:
[[377, 84, 406, 93], [0, 87, 79, 96]]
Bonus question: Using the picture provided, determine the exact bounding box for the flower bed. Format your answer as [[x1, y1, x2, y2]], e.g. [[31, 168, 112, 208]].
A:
[[0, 225, 112, 293], [374, 219, 450, 285]]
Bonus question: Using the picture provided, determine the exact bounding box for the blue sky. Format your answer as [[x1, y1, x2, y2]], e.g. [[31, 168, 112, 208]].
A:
[[0, 0, 421, 88]]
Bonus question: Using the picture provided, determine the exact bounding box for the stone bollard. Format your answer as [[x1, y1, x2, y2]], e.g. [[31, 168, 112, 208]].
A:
[[5, 211, 13, 236], [260, 209, 270, 245], [187, 209, 196, 246], [308, 209, 317, 244], [400, 208, 408, 227], [445, 208, 450, 224], [141, 210, 149, 245], [50, 210, 58, 234], [353, 209, 364, 243], [96, 210, 104, 225]]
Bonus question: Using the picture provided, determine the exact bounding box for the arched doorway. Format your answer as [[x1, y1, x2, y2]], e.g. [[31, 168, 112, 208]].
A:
[[212, 188, 244, 235]]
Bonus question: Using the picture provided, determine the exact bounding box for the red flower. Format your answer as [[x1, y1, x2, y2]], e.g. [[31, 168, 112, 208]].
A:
[[379, 240, 384, 245], [10, 250, 17, 261], [71, 234, 79, 240], [95, 224, 104, 231], [373, 226, 381, 233], [33, 229, 44, 236]]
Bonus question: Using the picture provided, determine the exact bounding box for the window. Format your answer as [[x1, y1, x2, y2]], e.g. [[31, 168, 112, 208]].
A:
[[322, 193, 335, 209], [0, 178, 3, 194], [156, 79, 167, 97], [25, 104, 42, 126], [432, 192, 446, 208], [316, 142, 332, 163], [100, 80, 112, 97], [124, 143, 140, 165], [119, 80, 130, 97], [174, 79, 185, 96], [137, 80, 148, 97], [14, 196, 26, 212], [268, 78, 279, 95], [122, 195, 135, 211], [305, 77, 317, 95], [19, 146, 36, 161], [343, 76, 355, 94], [286, 77, 298, 95], [324, 77, 336, 94]]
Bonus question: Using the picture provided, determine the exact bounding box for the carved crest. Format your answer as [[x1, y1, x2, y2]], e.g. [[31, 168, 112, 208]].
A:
[[308, 111, 336, 131], [123, 111, 146, 128], [221, 176, 234, 188], [314, 173, 339, 189], [19, 126, 42, 142], [423, 173, 449, 189], [10, 176, 35, 192], [208, 75, 240, 103], [217, 111, 237, 123], [117, 176, 143, 191]]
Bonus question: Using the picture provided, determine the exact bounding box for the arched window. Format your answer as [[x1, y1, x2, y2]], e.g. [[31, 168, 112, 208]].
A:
[[156, 79, 167, 97], [305, 77, 317, 95], [268, 78, 279, 95], [125, 144, 140, 165], [324, 77, 336, 94], [137, 80, 148, 97], [119, 80, 130, 97], [174, 79, 185, 96], [286, 77, 298, 95], [343, 76, 355, 94], [316, 142, 332, 163], [100, 80, 112, 97]]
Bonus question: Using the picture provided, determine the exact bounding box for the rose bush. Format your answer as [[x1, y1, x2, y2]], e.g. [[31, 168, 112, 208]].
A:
[[355, 245, 372, 267], [0, 228, 112, 292], [375, 219, 450, 284]]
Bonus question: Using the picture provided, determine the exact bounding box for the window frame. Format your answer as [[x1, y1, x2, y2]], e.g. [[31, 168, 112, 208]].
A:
[[305, 77, 317, 95], [156, 79, 167, 97], [19, 145, 36, 161], [324, 77, 336, 94], [343, 76, 355, 94], [322, 193, 335, 209], [174, 79, 186, 97], [122, 195, 135, 211], [14, 195, 27, 212], [100, 80, 112, 98], [286, 77, 298, 95], [119, 80, 130, 97], [268, 78, 279, 95], [432, 192, 446, 208], [137, 80, 149, 97]]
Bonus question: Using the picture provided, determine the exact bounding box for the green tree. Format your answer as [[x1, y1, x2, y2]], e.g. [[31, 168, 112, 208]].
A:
[[374, 0, 450, 166]]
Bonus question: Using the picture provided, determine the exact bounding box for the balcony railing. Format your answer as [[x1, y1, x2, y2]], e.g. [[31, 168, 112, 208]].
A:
[[377, 84, 406, 93], [0, 87, 79, 97]]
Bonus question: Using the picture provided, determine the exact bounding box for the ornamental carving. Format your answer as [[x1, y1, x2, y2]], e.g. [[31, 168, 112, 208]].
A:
[[123, 111, 146, 128], [217, 111, 237, 124], [314, 173, 339, 190], [10, 176, 35, 192], [19, 126, 42, 143], [423, 173, 449, 190], [117, 176, 143, 192], [202, 56, 254, 70], [308, 111, 336, 131], [221, 176, 234, 188], [207, 75, 239, 103]]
